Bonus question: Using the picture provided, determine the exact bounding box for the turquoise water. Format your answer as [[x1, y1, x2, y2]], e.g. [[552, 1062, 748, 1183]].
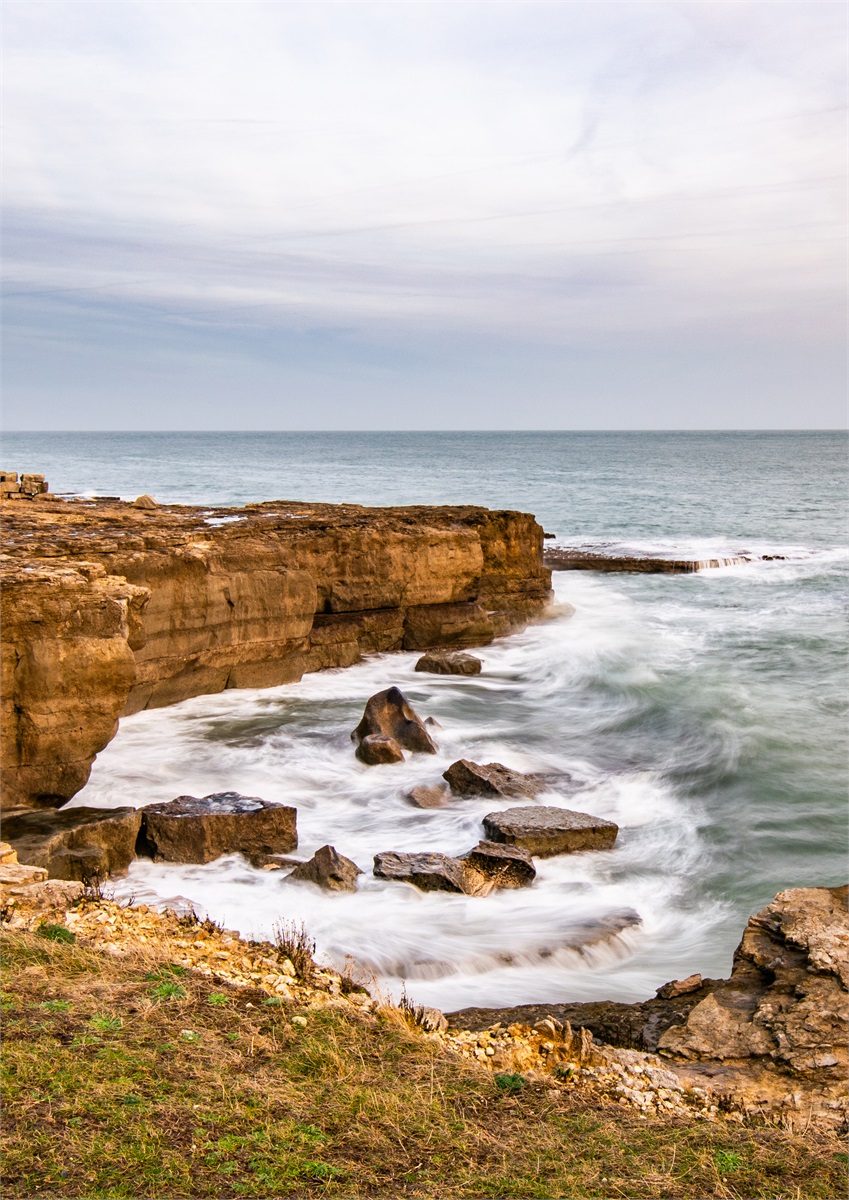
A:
[[6, 430, 847, 1008]]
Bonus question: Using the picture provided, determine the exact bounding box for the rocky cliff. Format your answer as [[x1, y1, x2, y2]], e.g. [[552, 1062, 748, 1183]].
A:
[[1, 496, 551, 808]]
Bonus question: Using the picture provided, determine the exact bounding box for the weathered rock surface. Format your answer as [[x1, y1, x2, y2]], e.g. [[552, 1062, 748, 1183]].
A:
[[443, 759, 546, 799], [544, 548, 750, 573], [353, 687, 437, 755], [355, 734, 405, 765], [406, 783, 450, 809], [460, 841, 536, 894], [482, 806, 619, 856], [657, 885, 848, 1074], [373, 851, 467, 893], [286, 845, 362, 892], [415, 650, 482, 676], [657, 973, 702, 999], [138, 792, 297, 865], [1, 498, 550, 808], [2, 806, 143, 881]]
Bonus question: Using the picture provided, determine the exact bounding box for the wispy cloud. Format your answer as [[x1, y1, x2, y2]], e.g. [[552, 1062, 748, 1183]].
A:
[[2, 1, 846, 428]]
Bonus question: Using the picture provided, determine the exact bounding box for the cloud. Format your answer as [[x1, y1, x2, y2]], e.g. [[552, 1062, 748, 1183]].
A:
[[2, 0, 846, 427]]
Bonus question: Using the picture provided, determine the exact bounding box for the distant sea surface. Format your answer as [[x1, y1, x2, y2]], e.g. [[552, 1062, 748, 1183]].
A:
[[5, 430, 847, 1010]]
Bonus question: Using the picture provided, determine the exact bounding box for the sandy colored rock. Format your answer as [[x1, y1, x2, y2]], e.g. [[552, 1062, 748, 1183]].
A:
[[0, 842, 18, 864], [656, 973, 702, 999], [406, 783, 450, 809], [414, 650, 482, 675], [353, 687, 437, 755], [0, 862, 48, 887], [134, 494, 158, 509], [3, 806, 142, 881], [482, 806, 619, 856], [443, 759, 546, 799], [1, 498, 550, 809], [355, 734, 405, 765], [286, 845, 362, 893], [139, 792, 297, 865]]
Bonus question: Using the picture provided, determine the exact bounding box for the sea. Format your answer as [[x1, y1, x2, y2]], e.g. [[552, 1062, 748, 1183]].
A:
[[4, 430, 847, 1012]]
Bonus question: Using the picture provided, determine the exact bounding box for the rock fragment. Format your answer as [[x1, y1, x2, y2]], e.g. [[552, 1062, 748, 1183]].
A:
[[286, 845, 362, 893], [139, 792, 297, 865], [461, 841, 536, 894], [443, 759, 546, 799], [373, 851, 467, 893], [482, 806, 618, 856], [356, 734, 404, 765], [415, 650, 482, 676], [353, 687, 437, 755], [406, 783, 450, 809]]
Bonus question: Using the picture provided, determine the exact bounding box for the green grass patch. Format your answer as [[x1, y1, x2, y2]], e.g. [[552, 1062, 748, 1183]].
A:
[[2, 925, 845, 1200], [35, 923, 75, 944]]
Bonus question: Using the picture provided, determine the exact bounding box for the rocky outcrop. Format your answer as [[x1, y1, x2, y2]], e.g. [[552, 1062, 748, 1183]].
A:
[[1, 498, 551, 808], [544, 548, 754, 573], [286, 845, 362, 892], [2, 806, 142, 881], [353, 687, 437, 757], [415, 650, 482, 676], [447, 887, 848, 1127], [443, 760, 546, 799], [482, 806, 619, 856], [137, 792, 297, 864]]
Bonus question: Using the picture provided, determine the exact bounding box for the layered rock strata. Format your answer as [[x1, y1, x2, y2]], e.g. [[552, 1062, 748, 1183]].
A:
[[1, 497, 551, 809]]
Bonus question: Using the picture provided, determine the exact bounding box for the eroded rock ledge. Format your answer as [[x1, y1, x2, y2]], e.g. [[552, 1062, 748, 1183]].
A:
[[1, 496, 551, 809]]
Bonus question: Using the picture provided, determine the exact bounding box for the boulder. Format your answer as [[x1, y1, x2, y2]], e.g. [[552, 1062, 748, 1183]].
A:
[[415, 650, 482, 676], [3, 806, 143, 881], [443, 759, 546, 799], [482, 806, 618, 856], [139, 791, 297, 865], [356, 734, 404, 765], [353, 687, 437, 755], [286, 845, 362, 893], [461, 841, 536, 895], [134, 494, 158, 509], [373, 851, 467, 894], [406, 783, 450, 809]]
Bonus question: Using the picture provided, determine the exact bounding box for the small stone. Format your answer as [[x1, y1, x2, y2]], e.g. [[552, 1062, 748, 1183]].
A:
[[356, 734, 404, 765], [415, 651, 482, 676], [656, 973, 703, 999], [406, 783, 450, 809], [286, 845, 362, 893]]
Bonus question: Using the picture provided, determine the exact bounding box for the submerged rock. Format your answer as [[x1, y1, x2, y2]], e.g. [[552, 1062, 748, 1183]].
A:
[[482, 806, 618, 857], [406, 783, 451, 809], [356, 734, 404, 765], [415, 650, 482, 676], [286, 845, 362, 893], [443, 759, 546, 799], [3, 806, 143, 881], [352, 687, 437, 757], [138, 791, 297, 865], [374, 842, 536, 897]]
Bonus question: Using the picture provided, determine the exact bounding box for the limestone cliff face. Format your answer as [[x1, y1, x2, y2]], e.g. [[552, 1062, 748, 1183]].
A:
[[1, 498, 551, 808]]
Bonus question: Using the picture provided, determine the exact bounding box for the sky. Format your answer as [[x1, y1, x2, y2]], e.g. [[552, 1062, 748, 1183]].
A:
[[2, 0, 846, 430]]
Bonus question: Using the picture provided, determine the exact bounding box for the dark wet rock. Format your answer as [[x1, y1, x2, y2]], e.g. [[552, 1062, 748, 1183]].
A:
[[373, 851, 467, 893], [3, 806, 142, 882], [406, 783, 450, 809], [356, 734, 404, 765], [352, 687, 437, 755], [286, 845, 362, 893], [139, 791, 297, 865], [415, 650, 482, 676], [544, 548, 749, 573], [656, 973, 702, 999], [461, 841, 536, 894], [443, 759, 546, 799], [482, 806, 618, 856]]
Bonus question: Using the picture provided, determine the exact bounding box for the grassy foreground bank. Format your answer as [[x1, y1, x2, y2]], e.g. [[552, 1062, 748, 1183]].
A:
[[2, 925, 845, 1200]]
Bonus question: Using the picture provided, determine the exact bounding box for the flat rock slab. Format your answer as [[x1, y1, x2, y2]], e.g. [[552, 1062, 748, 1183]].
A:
[[140, 791, 297, 865], [415, 650, 482, 676], [443, 759, 546, 799], [373, 851, 467, 893], [482, 806, 618, 856], [3, 806, 143, 881], [287, 845, 362, 892]]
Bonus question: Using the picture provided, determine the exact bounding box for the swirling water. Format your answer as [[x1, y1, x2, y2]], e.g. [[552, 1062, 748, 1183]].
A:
[[6, 430, 846, 1010]]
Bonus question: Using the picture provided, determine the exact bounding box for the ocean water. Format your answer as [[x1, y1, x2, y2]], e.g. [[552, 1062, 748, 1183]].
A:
[[5, 430, 847, 1010]]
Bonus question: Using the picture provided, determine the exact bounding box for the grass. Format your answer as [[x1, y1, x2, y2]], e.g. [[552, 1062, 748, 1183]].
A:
[[2, 926, 846, 1199]]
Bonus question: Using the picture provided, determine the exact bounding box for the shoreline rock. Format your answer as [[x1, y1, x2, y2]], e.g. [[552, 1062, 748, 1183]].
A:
[[482, 806, 619, 856], [137, 792, 297, 865]]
